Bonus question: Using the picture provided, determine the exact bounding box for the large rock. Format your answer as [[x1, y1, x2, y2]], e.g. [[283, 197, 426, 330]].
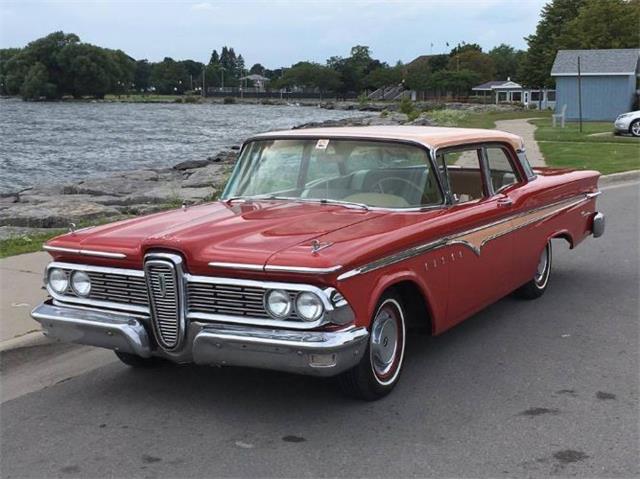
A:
[[0, 198, 121, 228], [64, 170, 161, 196], [182, 164, 229, 188]]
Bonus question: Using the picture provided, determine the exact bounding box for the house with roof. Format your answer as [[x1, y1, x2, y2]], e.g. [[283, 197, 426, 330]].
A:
[[551, 49, 640, 121], [471, 79, 556, 109]]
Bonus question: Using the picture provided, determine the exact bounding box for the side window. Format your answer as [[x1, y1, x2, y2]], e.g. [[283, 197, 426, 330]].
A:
[[437, 147, 485, 203], [517, 150, 535, 179], [485, 147, 519, 193]]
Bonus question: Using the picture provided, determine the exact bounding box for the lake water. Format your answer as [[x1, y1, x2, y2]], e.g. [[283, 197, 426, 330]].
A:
[[0, 98, 362, 194]]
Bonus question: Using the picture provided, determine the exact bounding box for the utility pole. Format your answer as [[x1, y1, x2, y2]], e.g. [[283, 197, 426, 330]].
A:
[[577, 56, 583, 133]]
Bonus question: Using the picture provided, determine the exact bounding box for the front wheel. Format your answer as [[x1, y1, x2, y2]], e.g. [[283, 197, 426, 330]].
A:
[[514, 241, 552, 300], [630, 119, 640, 137], [338, 293, 406, 400]]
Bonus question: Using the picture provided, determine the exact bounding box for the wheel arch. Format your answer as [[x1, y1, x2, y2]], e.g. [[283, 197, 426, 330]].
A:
[[366, 271, 436, 335], [547, 229, 574, 249]]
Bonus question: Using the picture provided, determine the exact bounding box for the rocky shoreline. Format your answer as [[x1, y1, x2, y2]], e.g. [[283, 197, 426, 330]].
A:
[[0, 104, 519, 241]]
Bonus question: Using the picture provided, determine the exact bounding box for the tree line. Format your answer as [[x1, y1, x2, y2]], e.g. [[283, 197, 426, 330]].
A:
[[0, 0, 637, 101]]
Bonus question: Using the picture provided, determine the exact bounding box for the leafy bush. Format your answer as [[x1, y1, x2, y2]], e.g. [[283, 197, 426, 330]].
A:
[[407, 110, 421, 122], [380, 109, 389, 118], [427, 109, 469, 127], [399, 97, 415, 116]]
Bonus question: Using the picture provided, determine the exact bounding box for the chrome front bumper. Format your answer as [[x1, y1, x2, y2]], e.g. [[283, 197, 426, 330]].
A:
[[32, 301, 368, 377]]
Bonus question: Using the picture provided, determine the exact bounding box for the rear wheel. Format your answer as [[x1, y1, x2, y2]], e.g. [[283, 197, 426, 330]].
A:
[[515, 241, 552, 300], [338, 293, 406, 400], [115, 351, 163, 368]]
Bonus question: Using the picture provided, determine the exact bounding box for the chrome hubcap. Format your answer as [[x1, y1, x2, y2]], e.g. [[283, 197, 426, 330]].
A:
[[370, 307, 399, 378], [535, 247, 548, 284], [632, 123, 640, 136]]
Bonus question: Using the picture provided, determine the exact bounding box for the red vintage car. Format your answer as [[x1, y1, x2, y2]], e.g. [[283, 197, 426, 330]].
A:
[[33, 126, 605, 400]]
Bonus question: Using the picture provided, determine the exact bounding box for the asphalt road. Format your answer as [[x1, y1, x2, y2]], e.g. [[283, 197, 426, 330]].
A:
[[1, 181, 638, 478]]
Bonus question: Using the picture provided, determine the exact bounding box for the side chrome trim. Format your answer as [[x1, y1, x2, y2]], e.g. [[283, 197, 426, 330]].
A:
[[264, 265, 343, 274], [338, 193, 592, 281], [44, 245, 127, 259], [208, 262, 343, 274], [208, 262, 264, 271], [586, 191, 602, 199]]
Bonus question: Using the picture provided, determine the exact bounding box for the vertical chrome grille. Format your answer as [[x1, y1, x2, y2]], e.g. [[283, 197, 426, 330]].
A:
[[144, 256, 183, 350]]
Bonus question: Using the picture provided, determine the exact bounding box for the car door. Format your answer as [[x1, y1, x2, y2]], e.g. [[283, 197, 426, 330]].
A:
[[435, 143, 517, 328]]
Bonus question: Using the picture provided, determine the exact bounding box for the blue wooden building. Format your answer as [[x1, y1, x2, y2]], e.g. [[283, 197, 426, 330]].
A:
[[551, 49, 639, 121]]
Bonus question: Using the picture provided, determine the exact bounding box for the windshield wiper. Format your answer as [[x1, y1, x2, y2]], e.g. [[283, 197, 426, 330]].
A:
[[316, 198, 370, 211], [225, 195, 369, 211]]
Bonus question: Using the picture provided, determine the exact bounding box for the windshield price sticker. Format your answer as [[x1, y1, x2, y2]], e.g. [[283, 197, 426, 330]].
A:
[[315, 139, 330, 150]]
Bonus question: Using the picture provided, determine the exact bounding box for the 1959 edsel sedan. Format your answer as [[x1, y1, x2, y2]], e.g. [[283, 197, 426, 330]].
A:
[[32, 126, 605, 400]]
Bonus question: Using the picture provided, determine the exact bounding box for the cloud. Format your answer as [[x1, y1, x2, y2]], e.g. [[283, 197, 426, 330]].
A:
[[190, 2, 214, 11]]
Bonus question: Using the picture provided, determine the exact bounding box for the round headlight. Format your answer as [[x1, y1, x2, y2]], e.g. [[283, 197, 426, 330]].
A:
[[70, 270, 91, 297], [48, 268, 69, 294], [295, 292, 324, 322], [265, 289, 292, 319]]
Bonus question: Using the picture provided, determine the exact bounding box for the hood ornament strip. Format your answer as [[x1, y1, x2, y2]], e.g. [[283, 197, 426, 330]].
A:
[[43, 245, 127, 259]]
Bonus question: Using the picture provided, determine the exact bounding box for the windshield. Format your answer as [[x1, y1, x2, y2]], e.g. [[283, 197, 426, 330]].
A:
[[222, 138, 443, 209]]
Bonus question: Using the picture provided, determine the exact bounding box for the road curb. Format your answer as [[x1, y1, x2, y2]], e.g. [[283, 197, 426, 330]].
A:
[[599, 170, 640, 186], [0, 330, 51, 353]]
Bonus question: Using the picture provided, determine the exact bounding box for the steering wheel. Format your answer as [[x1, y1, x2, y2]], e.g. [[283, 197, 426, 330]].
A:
[[371, 177, 424, 202]]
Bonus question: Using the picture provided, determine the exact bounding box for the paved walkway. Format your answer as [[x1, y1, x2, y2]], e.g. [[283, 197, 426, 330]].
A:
[[454, 118, 546, 168], [0, 252, 49, 347], [494, 118, 546, 166]]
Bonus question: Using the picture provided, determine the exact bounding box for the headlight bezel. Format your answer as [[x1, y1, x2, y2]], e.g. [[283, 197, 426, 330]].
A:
[[70, 270, 92, 297], [48, 268, 69, 294], [295, 291, 325, 322]]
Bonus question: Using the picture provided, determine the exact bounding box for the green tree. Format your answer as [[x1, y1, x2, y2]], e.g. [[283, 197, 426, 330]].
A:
[[20, 62, 54, 99], [209, 49, 220, 66], [404, 59, 431, 93], [0, 48, 21, 94], [249, 63, 265, 75], [429, 69, 480, 97], [488, 44, 524, 80], [134, 59, 152, 92], [428, 55, 449, 73], [559, 0, 640, 49], [364, 64, 403, 89], [276, 61, 341, 95], [519, 0, 586, 87], [449, 43, 482, 56], [448, 49, 495, 83], [327, 45, 382, 95], [150, 57, 189, 94]]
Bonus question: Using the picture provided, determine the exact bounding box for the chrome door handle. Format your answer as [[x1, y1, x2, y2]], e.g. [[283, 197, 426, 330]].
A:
[[497, 197, 513, 207]]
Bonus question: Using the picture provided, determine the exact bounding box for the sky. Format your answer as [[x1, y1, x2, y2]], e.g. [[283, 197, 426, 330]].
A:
[[0, 0, 548, 68]]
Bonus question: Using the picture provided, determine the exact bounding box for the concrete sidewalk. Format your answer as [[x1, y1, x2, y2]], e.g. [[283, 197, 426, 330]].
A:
[[0, 251, 49, 349]]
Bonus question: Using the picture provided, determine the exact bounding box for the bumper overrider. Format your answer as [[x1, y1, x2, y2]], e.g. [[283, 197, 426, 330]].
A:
[[32, 301, 369, 376]]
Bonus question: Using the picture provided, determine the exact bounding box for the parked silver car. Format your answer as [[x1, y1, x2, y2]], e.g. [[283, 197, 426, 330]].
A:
[[614, 110, 640, 137]]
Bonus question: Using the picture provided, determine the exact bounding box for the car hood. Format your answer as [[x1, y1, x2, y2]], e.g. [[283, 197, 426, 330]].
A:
[[46, 200, 390, 272]]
